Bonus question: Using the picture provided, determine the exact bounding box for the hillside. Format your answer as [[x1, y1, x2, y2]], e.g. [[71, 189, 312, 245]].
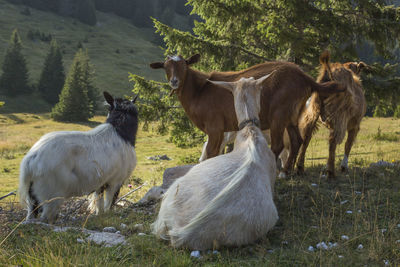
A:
[[0, 0, 166, 109]]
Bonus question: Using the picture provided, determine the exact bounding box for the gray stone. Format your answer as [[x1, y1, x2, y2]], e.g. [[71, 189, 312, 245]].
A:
[[103, 226, 117, 233], [162, 164, 195, 189]]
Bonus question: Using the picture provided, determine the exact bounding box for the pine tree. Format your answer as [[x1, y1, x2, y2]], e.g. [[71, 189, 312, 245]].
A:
[[38, 39, 65, 104], [80, 50, 99, 116], [0, 29, 30, 96], [51, 49, 93, 122]]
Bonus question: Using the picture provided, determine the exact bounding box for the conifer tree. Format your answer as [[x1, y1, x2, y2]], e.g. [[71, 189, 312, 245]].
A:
[[38, 39, 65, 104], [80, 50, 99, 116], [51, 49, 93, 122], [130, 0, 400, 147], [0, 29, 30, 96]]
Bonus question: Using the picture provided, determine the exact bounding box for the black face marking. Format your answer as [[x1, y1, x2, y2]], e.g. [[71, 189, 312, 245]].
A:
[[105, 96, 139, 147]]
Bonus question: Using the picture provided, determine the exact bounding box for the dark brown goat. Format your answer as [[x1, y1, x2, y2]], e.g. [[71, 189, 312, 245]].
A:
[[294, 51, 367, 178], [150, 54, 344, 175]]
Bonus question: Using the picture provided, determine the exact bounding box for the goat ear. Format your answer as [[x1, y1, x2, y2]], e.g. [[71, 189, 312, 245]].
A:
[[357, 62, 367, 74], [207, 79, 235, 92], [103, 91, 114, 107], [132, 94, 139, 103], [186, 54, 200, 65], [256, 71, 275, 89], [150, 62, 164, 69]]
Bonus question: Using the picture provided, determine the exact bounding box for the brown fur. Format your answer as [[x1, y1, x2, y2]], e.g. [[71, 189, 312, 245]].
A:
[[150, 55, 344, 174], [296, 51, 367, 178]]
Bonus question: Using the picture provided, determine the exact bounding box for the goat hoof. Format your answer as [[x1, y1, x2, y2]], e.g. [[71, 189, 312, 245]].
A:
[[297, 166, 304, 175], [278, 172, 287, 179], [327, 171, 336, 180]]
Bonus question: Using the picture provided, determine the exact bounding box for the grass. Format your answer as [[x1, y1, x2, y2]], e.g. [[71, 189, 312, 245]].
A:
[[0, 0, 165, 104], [0, 114, 399, 266]]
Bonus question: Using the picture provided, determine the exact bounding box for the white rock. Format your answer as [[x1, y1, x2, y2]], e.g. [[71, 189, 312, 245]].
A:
[[103, 227, 117, 233], [340, 200, 349, 205], [138, 232, 146, 236], [316, 242, 329, 250], [213, 250, 219, 255], [357, 244, 363, 249], [134, 224, 144, 232], [308, 246, 315, 252], [346, 210, 353, 214], [115, 231, 121, 234], [381, 229, 387, 233], [321, 174, 327, 179], [384, 260, 390, 266], [397, 224, 400, 228], [341, 235, 349, 241], [311, 183, 318, 187], [120, 223, 127, 229], [358, 210, 362, 213], [137, 186, 165, 204], [278, 172, 286, 179], [77, 238, 85, 243], [190, 251, 201, 258], [355, 191, 362, 195], [266, 249, 274, 253], [282, 240, 289, 245], [395, 240, 400, 243], [329, 242, 338, 248], [87, 232, 126, 247], [338, 255, 344, 259]]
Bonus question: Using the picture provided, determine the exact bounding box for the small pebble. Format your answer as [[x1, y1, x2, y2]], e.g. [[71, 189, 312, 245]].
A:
[[138, 233, 146, 236], [311, 183, 318, 187], [384, 260, 390, 266], [340, 200, 349, 205], [267, 249, 274, 253], [282, 240, 288, 245], [381, 229, 387, 233], [329, 242, 338, 248], [321, 174, 327, 178], [308, 246, 315, 252], [134, 224, 144, 232], [355, 191, 362, 195], [77, 238, 85, 243], [357, 244, 363, 249], [358, 210, 362, 213], [213, 250, 219, 255], [120, 223, 127, 229], [338, 255, 344, 259], [103, 227, 117, 233], [341, 235, 349, 241], [316, 242, 328, 250], [190, 250, 201, 258], [346, 210, 353, 214]]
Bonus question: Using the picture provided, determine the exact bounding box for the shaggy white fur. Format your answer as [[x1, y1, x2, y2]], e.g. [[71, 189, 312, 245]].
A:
[[152, 74, 278, 250]]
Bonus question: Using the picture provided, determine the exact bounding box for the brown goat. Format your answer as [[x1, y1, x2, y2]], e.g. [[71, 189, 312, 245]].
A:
[[150, 54, 344, 175], [294, 51, 367, 178]]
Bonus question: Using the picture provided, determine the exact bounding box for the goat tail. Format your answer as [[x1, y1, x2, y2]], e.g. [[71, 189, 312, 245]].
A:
[[310, 80, 345, 97], [18, 157, 33, 208]]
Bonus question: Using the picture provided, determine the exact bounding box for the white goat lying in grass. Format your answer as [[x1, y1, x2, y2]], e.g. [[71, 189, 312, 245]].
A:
[[19, 92, 138, 223], [152, 73, 278, 250]]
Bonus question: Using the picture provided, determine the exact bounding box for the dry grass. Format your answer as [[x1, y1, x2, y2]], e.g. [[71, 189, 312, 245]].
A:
[[0, 114, 399, 266]]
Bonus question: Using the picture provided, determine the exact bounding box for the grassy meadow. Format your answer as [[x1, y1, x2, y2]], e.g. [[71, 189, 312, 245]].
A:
[[0, 0, 165, 113], [0, 113, 399, 266]]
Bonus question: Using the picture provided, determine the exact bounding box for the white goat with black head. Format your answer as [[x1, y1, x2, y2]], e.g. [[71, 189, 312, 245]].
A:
[[19, 92, 139, 223], [152, 73, 278, 250]]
